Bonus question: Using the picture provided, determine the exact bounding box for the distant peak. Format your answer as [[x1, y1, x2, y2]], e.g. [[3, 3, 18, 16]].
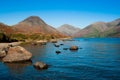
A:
[[20, 16, 46, 26], [60, 24, 80, 29], [60, 24, 75, 28], [62, 24, 71, 26], [23, 16, 43, 22], [0, 22, 9, 26], [115, 18, 120, 21]]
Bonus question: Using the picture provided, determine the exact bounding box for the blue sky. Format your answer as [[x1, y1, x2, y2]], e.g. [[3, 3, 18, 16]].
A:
[[0, 0, 120, 28]]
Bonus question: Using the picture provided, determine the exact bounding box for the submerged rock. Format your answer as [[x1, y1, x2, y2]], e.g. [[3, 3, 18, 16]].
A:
[[69, 46, 78, 50], [56, 50, 61, 54], [41, 42, 47, 45], [63, 48, 68, 50], [79, 48, 83, 49], [54, 44, 60, 47], [2, 46, 32, 63], [60, 44, 64, 45], [33, 62, 48, 70]]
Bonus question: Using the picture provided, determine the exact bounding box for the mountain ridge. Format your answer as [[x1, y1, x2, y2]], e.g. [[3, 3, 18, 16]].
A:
[[57, 24, 80, 36], [0, 16, 66, 42], [74, 18, 120, 37], [13, 16, 61, 35]]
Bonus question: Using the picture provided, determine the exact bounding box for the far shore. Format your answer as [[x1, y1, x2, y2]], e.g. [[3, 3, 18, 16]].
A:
[[0, 37, 72, 49]]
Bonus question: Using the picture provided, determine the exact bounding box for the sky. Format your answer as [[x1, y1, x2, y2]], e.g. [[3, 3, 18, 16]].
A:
[[0, 0, 120, 29]]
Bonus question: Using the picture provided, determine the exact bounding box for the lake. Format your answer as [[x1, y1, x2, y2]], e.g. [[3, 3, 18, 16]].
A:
[[0, 38, 120, 80]]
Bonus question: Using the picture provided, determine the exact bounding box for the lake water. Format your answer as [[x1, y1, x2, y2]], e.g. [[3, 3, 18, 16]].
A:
[[0, 38, 120, 80]]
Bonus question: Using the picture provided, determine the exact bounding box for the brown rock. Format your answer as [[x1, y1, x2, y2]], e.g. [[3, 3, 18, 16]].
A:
[[0, 50, 6, 58], [33, 62, 48, 70], [69, 46, 78, 50], [2, 46, 32, 63], [51, 40, 57, 43]]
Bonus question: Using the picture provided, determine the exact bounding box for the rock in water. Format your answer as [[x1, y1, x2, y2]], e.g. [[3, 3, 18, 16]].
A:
[[56, 50, 61, 54], [63, 48, 68, 50], [51, 40, 57, 43], [2, 46, 32, 63], [69, 46, 78, 50], [33, 62, 48, 70], [60, 44, 64, 45], [54, 44, 60, 47]]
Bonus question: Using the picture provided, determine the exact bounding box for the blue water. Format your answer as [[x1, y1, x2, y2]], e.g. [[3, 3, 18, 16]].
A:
[[0, 38, 120, 80]]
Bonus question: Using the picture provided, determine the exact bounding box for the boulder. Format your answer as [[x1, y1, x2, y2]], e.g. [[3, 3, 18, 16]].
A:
[[8, 44, 14, 47], [0, 50, 6, 58], [33, 62, 48, 70], [69, 46, 78, 50], [2, 46, 32, 63], [0, 47, 10, 58]]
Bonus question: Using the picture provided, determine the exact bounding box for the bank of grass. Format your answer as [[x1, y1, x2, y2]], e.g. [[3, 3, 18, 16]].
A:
[[0, 33, 68, 43]]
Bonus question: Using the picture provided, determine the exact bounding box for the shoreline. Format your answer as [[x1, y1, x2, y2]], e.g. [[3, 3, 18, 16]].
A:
[[0, 42, 22, 49], [0, 37, 72, 49]]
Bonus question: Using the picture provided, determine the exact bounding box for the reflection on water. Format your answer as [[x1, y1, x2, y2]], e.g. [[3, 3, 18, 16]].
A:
[[4, 61, 32, 74]]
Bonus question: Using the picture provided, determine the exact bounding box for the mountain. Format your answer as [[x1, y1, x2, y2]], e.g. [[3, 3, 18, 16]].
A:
[[57, 24, 80, 36], [0, 23, 16, 42], [13, 16, 63, 36], [104, 18, 120, 37], [74, 18, 120, 37], [74, 22, 109, 37], [0, 23, 14, 34], [107, 18, 120, 27], [0, 16, 67, 42]]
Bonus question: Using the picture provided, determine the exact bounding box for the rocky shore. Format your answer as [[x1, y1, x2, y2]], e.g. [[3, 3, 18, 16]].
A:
[[0, 37, 71, 70], [0, 42, 22, 49]]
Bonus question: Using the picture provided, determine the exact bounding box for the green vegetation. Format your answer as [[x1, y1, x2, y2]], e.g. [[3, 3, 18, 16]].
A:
[[29, 34, 44, 40], [0, 33, 6, 42], [0, 33, 18, 42], [10, 34, 27, 41], [81, 27, 120, 38], [82, 27, 101, 38], [100, 28, 116, 37], [0, 33, 62, 42], [29, 34, 57, 41]]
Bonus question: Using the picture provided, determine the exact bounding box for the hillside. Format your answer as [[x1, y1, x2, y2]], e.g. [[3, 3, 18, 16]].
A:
[[57, 24, 80, 36], [13, 16, 62, 35], [0, 23, 14, 34], [74, 18, 120, 37], [0, 16, 67, 42], [0, 23, 16, 42]]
